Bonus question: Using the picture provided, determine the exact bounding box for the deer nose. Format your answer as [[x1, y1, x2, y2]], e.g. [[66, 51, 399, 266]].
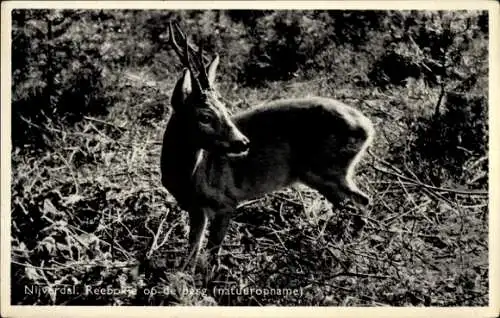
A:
[[231, 136, 250, 153]]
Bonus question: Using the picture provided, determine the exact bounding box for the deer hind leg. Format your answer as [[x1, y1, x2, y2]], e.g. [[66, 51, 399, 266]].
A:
[[343, 133, 372, 206], [300, 171, 369, 206], [182, 209, 208, 271], [300, 171, 360, 206], [300, 140, 371, 206], [339, 176, 370, 206]]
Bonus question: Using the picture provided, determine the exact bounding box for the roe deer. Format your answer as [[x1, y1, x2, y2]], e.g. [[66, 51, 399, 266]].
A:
[[160, 22, 375, 269]]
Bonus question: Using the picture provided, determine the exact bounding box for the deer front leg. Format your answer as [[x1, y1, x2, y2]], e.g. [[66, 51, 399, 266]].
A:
[[206, 213, 231, 259], [182, 208, 208, 272]]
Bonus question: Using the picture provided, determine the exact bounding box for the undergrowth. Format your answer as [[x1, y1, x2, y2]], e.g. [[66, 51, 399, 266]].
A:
[[9, 9, 489, 306]]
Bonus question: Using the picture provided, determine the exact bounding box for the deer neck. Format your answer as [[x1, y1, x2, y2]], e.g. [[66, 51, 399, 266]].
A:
[[160, 111, 204, 206]]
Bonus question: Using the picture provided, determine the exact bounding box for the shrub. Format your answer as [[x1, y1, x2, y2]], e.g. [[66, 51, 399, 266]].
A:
[[240, 12, 306, 85], [369, 11, 488, 88], [12, 10, 112, 148], [235, 10, 388, 87], [405, 92, 488, 186], [324, 10, 384, 48], [368, 45, 424, 87]]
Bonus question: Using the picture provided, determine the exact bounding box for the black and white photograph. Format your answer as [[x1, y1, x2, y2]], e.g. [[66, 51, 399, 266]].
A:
[[1, 1, 499, 316]]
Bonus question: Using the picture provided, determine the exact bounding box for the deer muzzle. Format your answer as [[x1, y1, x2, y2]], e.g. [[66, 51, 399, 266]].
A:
[[225, 127, 250, 158]]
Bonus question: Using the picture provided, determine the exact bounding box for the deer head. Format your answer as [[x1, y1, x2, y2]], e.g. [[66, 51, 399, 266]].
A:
[[167, 22, 249, 158]]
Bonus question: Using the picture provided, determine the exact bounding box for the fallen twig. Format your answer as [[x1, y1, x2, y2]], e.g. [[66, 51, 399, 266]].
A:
[[373, 165, 487, 196], [367, 149, 487, 196], [83, 115, 126, 131]]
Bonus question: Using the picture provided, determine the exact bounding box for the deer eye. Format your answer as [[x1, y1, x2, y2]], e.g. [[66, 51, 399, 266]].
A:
[[198, 113, 212, 125]]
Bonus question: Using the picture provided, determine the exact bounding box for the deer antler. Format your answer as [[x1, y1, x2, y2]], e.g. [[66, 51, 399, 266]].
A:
[[167, 21, 211, 89]]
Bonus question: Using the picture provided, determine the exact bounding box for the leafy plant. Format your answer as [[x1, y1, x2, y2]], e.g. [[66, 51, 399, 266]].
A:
[[12, 10, 111, 148]]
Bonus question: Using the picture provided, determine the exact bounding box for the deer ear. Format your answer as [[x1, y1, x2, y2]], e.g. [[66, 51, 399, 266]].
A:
[[171, 69, 193, 110], [207, 54, 220, 87]]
